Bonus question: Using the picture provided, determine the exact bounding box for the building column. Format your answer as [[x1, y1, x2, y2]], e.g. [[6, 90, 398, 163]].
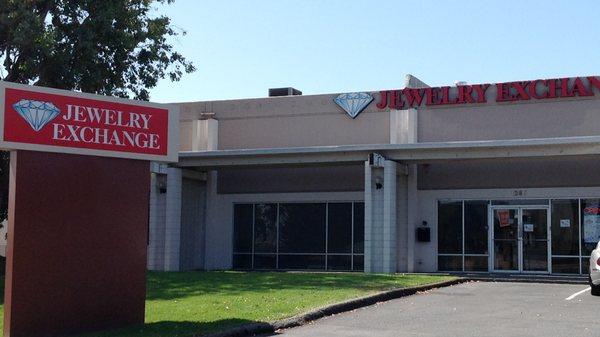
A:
[[365, 159, 398, 273], [147, 163, 167, 270], [390, 106, 418, 273], [383, 160, 397, 273], [147, 173, 162, 270], [406, 164, 418, 272], [203, 170, 219, 270], [396, 165, 409, 272], [164, 167, 182, 271]]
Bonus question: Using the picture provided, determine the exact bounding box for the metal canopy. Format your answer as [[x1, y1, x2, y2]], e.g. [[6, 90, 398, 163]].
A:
[[176, 135, 600, 169]]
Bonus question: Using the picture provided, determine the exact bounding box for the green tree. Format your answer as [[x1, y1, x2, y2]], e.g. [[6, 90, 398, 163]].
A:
[[0, 0, 195, 221]]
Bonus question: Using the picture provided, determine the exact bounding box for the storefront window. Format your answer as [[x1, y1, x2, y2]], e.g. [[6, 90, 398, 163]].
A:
[[464, 256, 488, 272], [438, 255, 462, 271], [550, 199, 579, 274], [581, 199, 600, 256], [232, 204, 253, 269], [353, 203, 364, 254], [233, 204, 253, 253], [464, 201, 488, 255], [254, 204, 277, 253], [327, 203, 352, 253], [232, 202, 364, 271], [438, 201, 462, 255], [437, 197, 600, 274], [552, 257, 580, 274], [279, 203, 326, 254], [551, 199, 579, 256], [464, 201, 489, 271]]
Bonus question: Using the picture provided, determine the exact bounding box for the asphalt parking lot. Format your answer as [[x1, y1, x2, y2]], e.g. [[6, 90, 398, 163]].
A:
[[270, 282, 599, 337]]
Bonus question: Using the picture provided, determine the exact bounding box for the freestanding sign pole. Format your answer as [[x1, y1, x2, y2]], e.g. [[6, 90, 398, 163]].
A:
[[0, 81, 179, 337]]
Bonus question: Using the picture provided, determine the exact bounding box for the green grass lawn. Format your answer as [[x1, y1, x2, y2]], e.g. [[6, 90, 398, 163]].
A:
[[0, 271, 456, 337]]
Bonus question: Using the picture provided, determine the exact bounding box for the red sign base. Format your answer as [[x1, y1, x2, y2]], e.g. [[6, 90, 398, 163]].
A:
[[4, 151, 150, 337]]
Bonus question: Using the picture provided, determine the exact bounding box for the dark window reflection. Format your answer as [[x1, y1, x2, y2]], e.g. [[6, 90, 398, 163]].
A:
[[232, 254, 252, 269], [279, 254, 325, 270], [327, 255, 352, 271], [353, 255, 364, 271], [438, 255, 462, 271], [232, 201, 366, 271], [464, 201, 488, 254], [254, 204, 277, 253], [253, 254, 276, 269], [328, 203, 352, 253], [353, 203, 364, 254], [279, 203, 326, 254], [438, 202, 463, 254], [464, 256, 487, 272], [233, 204, 253, 253], [552, 257, 579, 274], [551, 199, 579, 256]]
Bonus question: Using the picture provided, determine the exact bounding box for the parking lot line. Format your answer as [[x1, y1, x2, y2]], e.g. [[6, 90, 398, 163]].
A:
[[565, 287, 591, 300]]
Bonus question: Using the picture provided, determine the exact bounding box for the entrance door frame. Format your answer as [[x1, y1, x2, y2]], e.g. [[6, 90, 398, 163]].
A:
[[488, 205, 552, 274]]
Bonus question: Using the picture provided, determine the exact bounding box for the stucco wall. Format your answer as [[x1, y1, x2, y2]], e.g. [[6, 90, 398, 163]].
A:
[[417, 81, 600, 142], [177, 94, 390, 150]]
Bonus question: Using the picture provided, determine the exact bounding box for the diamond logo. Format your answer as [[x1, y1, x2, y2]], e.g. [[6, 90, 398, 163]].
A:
[[334, 92, 373, 119], [12, 99, 61, 132]]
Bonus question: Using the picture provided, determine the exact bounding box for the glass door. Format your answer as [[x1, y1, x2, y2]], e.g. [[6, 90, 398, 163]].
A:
[[491, 207, 550, 273], [493, 208, 519, 271], [521, 208, 549, 272]]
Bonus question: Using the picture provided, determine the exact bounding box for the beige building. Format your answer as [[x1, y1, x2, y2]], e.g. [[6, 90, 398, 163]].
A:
[[148, 75, 600, 275]]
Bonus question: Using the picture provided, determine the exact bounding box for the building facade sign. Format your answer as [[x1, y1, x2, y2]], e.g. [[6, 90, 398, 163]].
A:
[[377, 76, 600, 110], [0, 81, 179, 162]]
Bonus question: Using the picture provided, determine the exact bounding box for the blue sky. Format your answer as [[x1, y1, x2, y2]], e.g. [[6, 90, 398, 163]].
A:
[[149, 0, 600, 103]]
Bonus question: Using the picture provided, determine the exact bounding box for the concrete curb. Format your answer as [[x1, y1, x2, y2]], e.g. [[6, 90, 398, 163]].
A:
[[201, 278, 467, 337], [467, 277, 588, 285]]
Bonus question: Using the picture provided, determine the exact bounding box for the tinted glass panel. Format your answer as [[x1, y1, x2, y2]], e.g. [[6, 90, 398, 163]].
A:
[[438, 202, 462, 254], [582, 258, 590, 275], [581, 199, 600, 256], [353, 203, 364, 254], [278, 255, 325, 270], [552, 257, 580, 274], [464, 201, 488, 254], [494, 240, 518, 270], [327, 255, 352, 271], [327, 203, 352, 253], [551, 199, 579, 256], [233, 204, 253, 253], [464, 256, 488, 272], [254, 204, 277, 253], [279, 203, 326, 253], [438, 255, 462, 271], [353, 255, 364, 271], [253, 254, 276, 269], [232, 254, 252, 270]]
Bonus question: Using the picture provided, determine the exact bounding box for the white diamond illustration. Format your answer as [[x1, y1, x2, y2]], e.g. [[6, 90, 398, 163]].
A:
[[13, 99, 61, 132], [334, 92, 373, 119]]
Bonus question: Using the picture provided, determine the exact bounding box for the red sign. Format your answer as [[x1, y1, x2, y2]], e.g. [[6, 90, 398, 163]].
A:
[[376, 76, 600, 110], [0, 82, 178, 162]]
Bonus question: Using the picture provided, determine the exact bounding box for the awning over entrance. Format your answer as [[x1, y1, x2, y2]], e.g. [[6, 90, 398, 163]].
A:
[[176, 135, 600, 169]]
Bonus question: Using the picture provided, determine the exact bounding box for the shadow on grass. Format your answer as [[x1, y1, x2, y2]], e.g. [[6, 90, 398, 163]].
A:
[[77, 318, 262, 337], [147, 271, 443, 301]]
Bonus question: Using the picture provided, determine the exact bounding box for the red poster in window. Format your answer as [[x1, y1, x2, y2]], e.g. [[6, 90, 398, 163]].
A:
[[498, 210, 510, 228]]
